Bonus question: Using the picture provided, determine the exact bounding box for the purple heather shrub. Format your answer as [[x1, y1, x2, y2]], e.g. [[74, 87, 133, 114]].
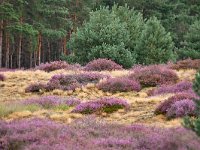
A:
[[72, 97, 129, 114], [24, 96, 81, 108], [35, 61, 70, 72], [149, 80, 193, 96], [0, 74, 5, 81], [166, 99, 196, 118], [84, 58, 123, 71], [64, 97, 81, 106], [46, 73, 109, 91], [129, 64, 179, 87], [169, 59, 200, 70], [25, 83, 46, 93], [155, 92, 198, 114], [0, 118, 200, 150], [98, 77, 141, 93]]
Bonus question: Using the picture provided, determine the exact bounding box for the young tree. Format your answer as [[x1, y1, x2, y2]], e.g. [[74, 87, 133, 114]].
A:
[[67, 5, 144, 68], [135, 17, 174, 65]]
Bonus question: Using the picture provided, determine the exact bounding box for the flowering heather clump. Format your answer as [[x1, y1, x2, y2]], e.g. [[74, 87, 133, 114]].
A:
[[0, 118, 200, 150], [84, 58, 123, 71], [129, 65, 178, 87], [0, 74, 5, 81], [149, 81, 193, 96], [35, 61, 70, 72], [24, 96, 81, 109], [98, 77, 141, 93], [155, 92, 198, 114], [166, 99, 196, 118], [46, 73, 109, 91], [170, 59, 200, 70], [25, 83, 46, 93], [72, 97, 129, 114]]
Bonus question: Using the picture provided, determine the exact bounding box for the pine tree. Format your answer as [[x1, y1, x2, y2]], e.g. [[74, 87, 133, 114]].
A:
[[66, 5, 144, 67], [135, 17, 174, 65]]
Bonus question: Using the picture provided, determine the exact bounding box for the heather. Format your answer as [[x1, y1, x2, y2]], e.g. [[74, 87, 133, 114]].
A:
[[25, 83, 46, 93], [0, 74, 5, 81], [72, 97, 129, 114], [98, 77, 141, 93], [149, 81, 194, 96], [170, 59, 200, 70], [45, 73, 109, 91], [129, 65, 178, 87], [84, 58, 123, 71], [35, 61, 71, 72], [166, 99, 196, 118], [24, 96, 81, 109], [155, 92, 198, 115], [0, 118, 200, 150]]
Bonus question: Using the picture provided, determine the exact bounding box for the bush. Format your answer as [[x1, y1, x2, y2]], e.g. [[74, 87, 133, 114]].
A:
[[35, 61, 70, 72], [0, 118, 200, 150], [72, 97, 129, 114], [170, 59, 200, 70], [166, 99, 196, 118], [98, 77, 141, 93], [24, 96, 81, 109], [67, 5, 145, 68], [84, 58, 123, 71], [135, 17, 175, 64], [129, 65, 178, 87], [46, 73, 109, 91], [149, 81, 194, 96], [155, 92, 198, 115], [0, 74, 5, 81], [25, 83, 46, 93]]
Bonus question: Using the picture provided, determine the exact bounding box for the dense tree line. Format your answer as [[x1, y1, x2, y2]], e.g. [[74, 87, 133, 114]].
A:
[[0, 0, 200, 68], [0, 0, 98, 68]]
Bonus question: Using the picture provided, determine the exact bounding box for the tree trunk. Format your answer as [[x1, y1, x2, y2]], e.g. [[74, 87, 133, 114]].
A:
[[37, 33, 42, 65], [30, 52, 32, 68], [63, 37, 67, 55], [47, 40, 51, 61], [18, 17, 23, 68], [0, 20, 3, 68], [5, 33, 10, 68]]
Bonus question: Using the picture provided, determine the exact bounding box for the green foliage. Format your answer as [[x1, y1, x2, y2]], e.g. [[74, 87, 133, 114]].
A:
[[135, 17, 175, 64], [68, 5, 144, 67], [180, 21, 200, 59]]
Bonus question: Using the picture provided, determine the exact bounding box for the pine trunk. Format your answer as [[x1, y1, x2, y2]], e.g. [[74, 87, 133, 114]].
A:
[[5, 33, 10, 68], [0, 20, 3, 68], [37, 33, 42, 65]]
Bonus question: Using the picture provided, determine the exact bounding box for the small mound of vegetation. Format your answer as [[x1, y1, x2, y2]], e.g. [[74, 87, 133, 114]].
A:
[[166, 99, 196, 118], [84, 58, 123, 71], [35, 61, 81, 72], [25, 83, 46, 93], [155, 92, 198, 115], [98, 77, 141, 93], [129, 65, 178, 87], [46, 73, 109, 91], [149, 81, 193, 96], [72, 97, 129, 114], [0, 74, 5, 81], [170, 59, 200, 70]]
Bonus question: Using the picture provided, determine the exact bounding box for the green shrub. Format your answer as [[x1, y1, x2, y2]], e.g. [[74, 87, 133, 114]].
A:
[[135, 17, 175, 64]]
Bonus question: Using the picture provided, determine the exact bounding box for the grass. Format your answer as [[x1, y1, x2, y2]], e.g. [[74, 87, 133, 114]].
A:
[[0, 103, 42, 118]]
